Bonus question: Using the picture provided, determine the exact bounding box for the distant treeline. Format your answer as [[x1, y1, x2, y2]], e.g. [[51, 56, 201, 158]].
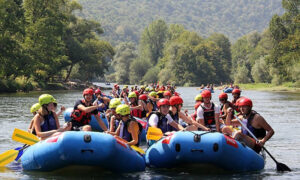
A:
[[108, 0, 299, 87], [0, 0, 114, 92]]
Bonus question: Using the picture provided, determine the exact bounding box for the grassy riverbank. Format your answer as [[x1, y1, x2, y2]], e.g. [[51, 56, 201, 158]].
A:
[[238, 82, 300, 93]]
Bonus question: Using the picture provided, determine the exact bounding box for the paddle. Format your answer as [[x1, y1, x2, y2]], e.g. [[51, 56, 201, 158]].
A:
[[0, 145, 29, 167], [235, 115, 291, 172], [146, 127, 163, 141]]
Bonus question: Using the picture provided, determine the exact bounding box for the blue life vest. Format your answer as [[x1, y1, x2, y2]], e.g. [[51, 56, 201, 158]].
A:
[[41, 112, 57, 132], [242, 111, 266, 139], [97, 99, 108, 113], [168, 111, 179, 131], [119, 117, 143, 146], [147, 112, 170, 134]]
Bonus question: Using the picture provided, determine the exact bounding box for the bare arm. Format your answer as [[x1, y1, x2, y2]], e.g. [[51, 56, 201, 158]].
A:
[[257, 115, 274, 145], [169, 121, 184, 131], [215, 113, 220, 132], [77, 104, 98, 113], [127, 122, 140, 146], [179, 112, 209, 131], [94, 114, 108, 131]]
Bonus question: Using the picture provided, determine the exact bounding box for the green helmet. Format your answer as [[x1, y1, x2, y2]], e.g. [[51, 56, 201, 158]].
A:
[[124, 85, 128, 88], [39, 94, 57, 106], [149, 91, 157, 97], [116, 104, 130, 116], [140, 85, 145, 89], [30, 103, 41, 113], [194, 94, 203, 101], [145, 87, 150, 92], [128, 92, 137, 98], [109, 98, 121, 109]]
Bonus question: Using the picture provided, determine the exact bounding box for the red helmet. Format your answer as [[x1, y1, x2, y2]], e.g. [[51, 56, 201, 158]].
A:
[[95, 89, 101, 95], [219, 92, 228, 99], [238, 97, 252, 107], [169, 96, 183, 106], [232, 88, 241, 94], [83, 88, 94, 96], [194, 102, 202, 110], [163, 91, 172, 97], [160, 86, 165, 91], [139, 94, 148, 101], [114, 84, 119, 88], [201, 90, 211, 98], [157, 98, 170, 108], [134, 90, 139, 97], [173, 92, 180, 96]]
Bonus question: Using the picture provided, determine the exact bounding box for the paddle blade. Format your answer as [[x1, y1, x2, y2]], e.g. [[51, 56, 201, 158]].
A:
[[146, 127, 163, 141], [131, 145, 145, 154], [277, 162, 292, 172], [0, 150, 19, 166], [12, 128, 39, 145]]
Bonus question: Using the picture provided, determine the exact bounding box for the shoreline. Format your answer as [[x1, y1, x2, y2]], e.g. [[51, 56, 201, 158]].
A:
[[221, 83, 300, 93]]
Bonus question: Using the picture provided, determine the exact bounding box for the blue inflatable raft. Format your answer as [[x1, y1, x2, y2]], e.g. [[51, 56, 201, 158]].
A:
[[21, 131, 146, 172], [64, 108, 147, 141], [145, 131, 265, 172], [223, 87, 233, 93]]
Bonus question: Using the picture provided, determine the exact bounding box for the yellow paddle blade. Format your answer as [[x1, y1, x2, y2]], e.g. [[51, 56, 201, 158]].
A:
[[131, 145, 145, 154], [0, 150, 19, 166], [146, 127, 163, 141], [12, 128, 39, 145]]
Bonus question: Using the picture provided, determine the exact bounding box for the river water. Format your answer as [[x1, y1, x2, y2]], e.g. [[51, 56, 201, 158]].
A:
[[0, 87, 299, 179]]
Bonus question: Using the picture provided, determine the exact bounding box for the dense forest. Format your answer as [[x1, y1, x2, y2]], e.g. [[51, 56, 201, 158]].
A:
[[77, 0, 284, 45], [0, 0, 299, 92]]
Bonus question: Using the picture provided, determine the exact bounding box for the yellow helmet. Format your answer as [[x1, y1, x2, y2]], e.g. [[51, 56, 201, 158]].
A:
[[116, 104, 130, 116], [194, 94, 202, 101], [109, 98, 122, 109], [39, 94, 57, 106], [128, 92, 137, 98], [30, 103, 41, 113], [149, 91, 157, 98]]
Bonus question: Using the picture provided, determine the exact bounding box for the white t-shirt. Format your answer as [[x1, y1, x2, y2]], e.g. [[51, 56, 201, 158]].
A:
[[196, 102, 220, 120], [149, 113, 174, 127]]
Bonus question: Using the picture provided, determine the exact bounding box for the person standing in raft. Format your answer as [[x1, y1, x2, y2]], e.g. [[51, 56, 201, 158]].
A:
[[196, 90, 221, 132], [225, 97, 274, 153], [33, 94, 72, 140], [108, 104, 143, 146], [148, 98, 184, 135], [70, 88, 108, 131]]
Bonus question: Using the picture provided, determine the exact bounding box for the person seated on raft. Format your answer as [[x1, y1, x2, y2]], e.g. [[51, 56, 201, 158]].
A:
[[196, 90, 221, 132], [169, 96, 209, 131], [231, 88, 242, 114], [124, 92, 144, 119], [146, 91, 159, 116], [94, 88, 110, 113], [33, 94, 72, 140], [148, 98, 184, 135], [105, 98, 122, 132], [28, 103, 41, 133], [219, 92, 233, 121], [224, 97, 274, 153], [70, 88, 108, 131], [163, 91, 172, 100], [138, 94, 148, 119], [107, 104, 143, 146]]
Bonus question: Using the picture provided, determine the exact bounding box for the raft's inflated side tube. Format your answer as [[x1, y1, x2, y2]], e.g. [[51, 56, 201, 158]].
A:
[[145, 131, 264, 172], [21, 132, 145, 172], [223, 88, 233, 93], [64, 108, 108, 132]]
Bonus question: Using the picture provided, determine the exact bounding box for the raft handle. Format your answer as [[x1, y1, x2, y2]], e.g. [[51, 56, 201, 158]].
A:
[[81, 149, 94, 153], [191, 149, 204, 153], [84, 134, 92, 143]]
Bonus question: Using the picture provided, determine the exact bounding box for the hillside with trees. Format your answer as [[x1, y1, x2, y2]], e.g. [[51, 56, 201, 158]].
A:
[[77, 0, 284, 45]]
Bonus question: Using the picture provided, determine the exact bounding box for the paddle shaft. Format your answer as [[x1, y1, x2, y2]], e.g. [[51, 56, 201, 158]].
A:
[[235, 116, 279, 163]]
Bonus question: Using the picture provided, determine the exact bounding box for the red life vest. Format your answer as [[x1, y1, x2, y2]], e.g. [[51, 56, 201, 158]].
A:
[[130, 103, 142, 118], [71, 100, 93, 126]]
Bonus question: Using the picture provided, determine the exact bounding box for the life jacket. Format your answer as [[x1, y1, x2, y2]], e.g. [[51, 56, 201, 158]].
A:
[[119, 116, 143, 146], [191, 112, 197, 121], [71, 100, 93, 127], [232, 98, 240, 113], [147, 99, 158, 111], [147, 111, 170, 133], [168, 111, 179, 131], [40, 112, 57, 132], [242, 110, 266, 139], [201, 103, 216, 129], [97, 98, 108, 113], [130, 102, 142, 118]]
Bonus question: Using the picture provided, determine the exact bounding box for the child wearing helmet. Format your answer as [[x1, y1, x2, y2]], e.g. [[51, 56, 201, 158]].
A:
[[126, 92, 144, 119], [105, 98, 122, 132], [169, 96, 209, 131], [94, 88, 110, 113], [70, 88, 108, 131], [28, 103, 41, 134], [225, 97, 274, 153], [108, 104, 143, 146], [33, 94, 72, 140], [196, 90, 221, 132], [146, 91, 159, 116]]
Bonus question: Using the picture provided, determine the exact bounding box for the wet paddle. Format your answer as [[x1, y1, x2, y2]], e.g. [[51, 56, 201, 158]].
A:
[[0, 145, 29, 166], [146, 127, 163, 141], [235, 116, 291, 172], [12, 128, 39, 145]]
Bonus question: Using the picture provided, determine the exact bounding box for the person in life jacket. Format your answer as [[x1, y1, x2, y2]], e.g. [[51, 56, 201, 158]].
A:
[[169, 96, 209, 131], [105, 98, 122, 132], [225, 97, 274, 153], [71, 88, 108, 131], [139, 85, 145, 95], [94, 89, 110, 113], [219, 92, 233, 120], [194, 94, 203, 103], [163, 91, 172, 100], [146, 91, 159, 116], [112, 84, 121, 98], [109, 104, 143, 146], [138, 94, 148, 118], [148, 98, 184, 135], [28, 103, 41, 134], [126, 92, 144, 119], [33, 94, 72, 140], [196, 90, 221, 132], [231, 88, 241, 113]]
